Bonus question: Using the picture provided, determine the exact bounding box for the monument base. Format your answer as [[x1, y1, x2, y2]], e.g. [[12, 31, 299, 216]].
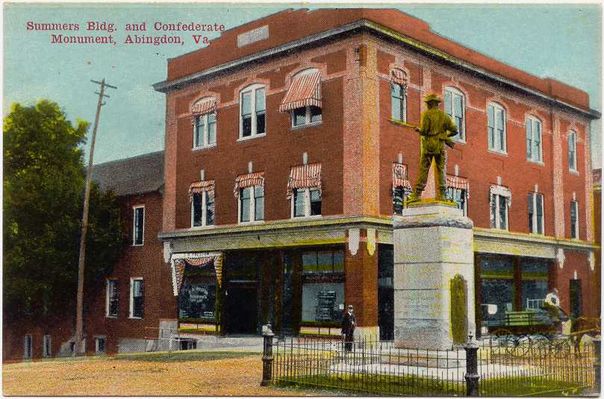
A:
[[393, 203, 475, 350]]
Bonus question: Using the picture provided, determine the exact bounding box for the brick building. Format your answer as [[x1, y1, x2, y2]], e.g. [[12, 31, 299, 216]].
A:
[[152, 8, 600, 340]]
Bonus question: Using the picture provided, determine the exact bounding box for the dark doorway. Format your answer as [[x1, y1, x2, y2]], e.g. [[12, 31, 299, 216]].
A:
[[225, 282, 258, 334], [378, 245, 394, 340], [570, 279, 582, 319]]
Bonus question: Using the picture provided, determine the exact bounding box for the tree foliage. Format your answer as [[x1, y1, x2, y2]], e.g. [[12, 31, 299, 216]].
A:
[[4, 100, 124, 322]]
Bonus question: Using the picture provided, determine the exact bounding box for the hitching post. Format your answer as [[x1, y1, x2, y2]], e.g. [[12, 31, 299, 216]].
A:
[[594, 336, 601, 393], [261, 324, 275, 386], [464, 334, 480, 396]]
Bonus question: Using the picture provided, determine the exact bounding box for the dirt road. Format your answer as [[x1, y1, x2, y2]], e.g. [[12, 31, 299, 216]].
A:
[[3, 352, 326, 396]]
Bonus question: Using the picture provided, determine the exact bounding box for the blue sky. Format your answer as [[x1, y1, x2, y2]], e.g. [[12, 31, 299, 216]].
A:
[[3, 3, 601, 167]]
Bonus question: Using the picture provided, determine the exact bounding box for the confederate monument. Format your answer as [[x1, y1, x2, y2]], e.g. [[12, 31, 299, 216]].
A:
[[393, 93, 475, 350]]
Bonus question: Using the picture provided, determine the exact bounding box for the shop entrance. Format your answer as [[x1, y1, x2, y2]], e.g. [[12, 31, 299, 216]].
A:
[[224, 281, 258, 334]]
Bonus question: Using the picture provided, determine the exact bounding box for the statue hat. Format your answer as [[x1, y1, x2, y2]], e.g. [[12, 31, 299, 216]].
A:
[[424, 93, 442, 103]]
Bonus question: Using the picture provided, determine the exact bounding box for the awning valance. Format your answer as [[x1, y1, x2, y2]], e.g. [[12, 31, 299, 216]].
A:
[[286, 163, 322, 199], [189, 180, 215, 200], [170, 252, 223, 296], [191, 97, 217, 116], [391, 68, 409, 86], [447, 175, 470, 198], [279, 71, 322, 112], [490, 184, 512, 206], [233, 172, 264, 198], [392, 163, 412, 191]]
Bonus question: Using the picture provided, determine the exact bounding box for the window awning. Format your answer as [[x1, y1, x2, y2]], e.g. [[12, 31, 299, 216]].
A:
[[189, 180, 215, 200], [490, 185, 512, 206], [170, 252, 223, 296], [287, 163, 322, 199], [447, 175, 470, 198], [233, 172, 264, 198], [392, 163, 412, 191], [191, 97, 217, 116], [279, 71, 322, 112], [391, 68, 408, 86]]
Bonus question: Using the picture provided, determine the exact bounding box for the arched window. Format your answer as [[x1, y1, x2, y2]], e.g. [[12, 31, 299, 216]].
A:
[[525, 116, 542, 162], [240, 84, 266, 138], [390, 68, 408, 122], [487, 102, 506, 153], [191, 97, 217, 149], [280, 68, 322, 127], [444, 87, 465, 141]]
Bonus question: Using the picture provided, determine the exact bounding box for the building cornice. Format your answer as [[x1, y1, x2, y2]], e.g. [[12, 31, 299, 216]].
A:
[[473, 227, 598, 252], [153, 20, 600, 120]]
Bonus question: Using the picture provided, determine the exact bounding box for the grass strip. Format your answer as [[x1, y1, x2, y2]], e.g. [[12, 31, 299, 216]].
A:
[[116, 350, 258, 363]]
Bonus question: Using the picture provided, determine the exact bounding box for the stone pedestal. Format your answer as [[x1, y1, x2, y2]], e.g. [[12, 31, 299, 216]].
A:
[[393, 203, 475, 350]]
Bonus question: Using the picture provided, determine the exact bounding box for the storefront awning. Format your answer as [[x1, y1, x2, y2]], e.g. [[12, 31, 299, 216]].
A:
[[279, 71, 322, 112], [191, 97, 217, 116], [447, 175, 470, 198], [233, 172, 264, 198], [170, 253, 223, 296], [189, 180, 215, 200], [286, 163, 322, 199], [392, 163, 412, 191]]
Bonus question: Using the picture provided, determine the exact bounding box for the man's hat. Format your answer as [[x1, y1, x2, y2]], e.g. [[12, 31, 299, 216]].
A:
[[424, 93, 442, 103]]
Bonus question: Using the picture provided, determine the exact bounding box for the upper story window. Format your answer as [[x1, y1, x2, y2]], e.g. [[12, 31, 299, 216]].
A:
[[525, 116, 542, 163], [106, 279, 119, 317], [528, 192, 544, 234], [392, 163, 411, 215], [132, 206, 144, 246], [240, 84, 266, 139], [390, 68, 408, 122], [279, 69, 322, 128], [446, 175, 470, 216], [570, 200, 579, 239], [129, 278, 144, 319], [287, 163, 322, 218], [234, 172, 264, 223], [444, 87, 465, 141], [487, 103, 506, 153], [191, 97, 217, 149], [490, 185, 511, 230], [568, 130, 578, 171], [189, 180, 215, 227]]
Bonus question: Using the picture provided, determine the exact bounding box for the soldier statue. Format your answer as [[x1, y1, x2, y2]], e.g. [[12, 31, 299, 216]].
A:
[[407, 93, 458, 203]]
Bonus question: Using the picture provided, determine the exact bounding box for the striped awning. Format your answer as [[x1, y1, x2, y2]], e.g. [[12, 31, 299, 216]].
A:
[[189, 180, 215, 201], [287, 163, 322, 199], [279, 71, 322, 112], [447, 175, 470, 198], [392, 163, 412, 190], [391, 68, 408, 86], [191, 97, 217, 115], [171, 253, 224, 296], [233, 172, 264, 198], [490, 184, 512, 206]]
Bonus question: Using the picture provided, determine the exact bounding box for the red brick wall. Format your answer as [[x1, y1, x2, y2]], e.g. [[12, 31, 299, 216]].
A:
[[344, 239, 378, 327], [553, 250, 597, 318]]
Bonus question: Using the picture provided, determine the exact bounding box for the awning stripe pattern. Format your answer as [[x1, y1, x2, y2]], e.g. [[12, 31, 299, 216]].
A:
[[233, 172, 264, 198], [490, 184, 512, 206], [189, 180, 215, 201], [391, 68, 409, 86], [171, 253, 223, 296], [447, 175, 470, 198], [287, 163, 322, 199], [392, 163, 412, 190], [279, 71, 322, 112], [191, 97, 217, 116]]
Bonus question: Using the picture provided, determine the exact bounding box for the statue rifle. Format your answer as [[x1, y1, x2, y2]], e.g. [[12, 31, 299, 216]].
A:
[[405, 121, 456, 149]]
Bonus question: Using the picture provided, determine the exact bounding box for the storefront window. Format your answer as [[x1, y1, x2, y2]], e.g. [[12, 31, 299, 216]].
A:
[[301, 249, 344, 323], [521, 259, 549, 310], [179, 280, 216, 320], [480, 256, 513, 327]]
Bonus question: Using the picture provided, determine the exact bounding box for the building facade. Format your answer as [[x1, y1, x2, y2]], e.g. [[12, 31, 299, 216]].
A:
[[153, 9, 600, 340]]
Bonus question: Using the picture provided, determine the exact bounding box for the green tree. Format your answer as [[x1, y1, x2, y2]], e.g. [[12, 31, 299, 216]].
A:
[[4, 100, 124, 322]]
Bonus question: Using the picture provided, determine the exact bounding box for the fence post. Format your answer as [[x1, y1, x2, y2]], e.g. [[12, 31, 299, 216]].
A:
[[464, 334, 480, 396], [594, 336, 601, 393], [261, 324, 275, 386]]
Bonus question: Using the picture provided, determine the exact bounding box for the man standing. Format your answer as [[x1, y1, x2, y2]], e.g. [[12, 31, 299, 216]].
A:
[[408, 93, 458, 202], [341, 305, 356, 352]]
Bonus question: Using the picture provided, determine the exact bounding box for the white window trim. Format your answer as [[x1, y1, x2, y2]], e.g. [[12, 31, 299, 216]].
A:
[[132, 205, 145, 246], [447, 187, 468, 216], [568, 130, 578, 172], [238, 84, 266, 140], [238, 186, 264, 224], [291, 187, 322, 219], [526, 116, 543, 163], [529, 192, 545, 234], [24, 334, 32, 359], [129, 277, 144, 319], [191, 191, 214, 228], [570, 200, 580, 239], [444, 87, 466, 142], [291, 106, 322, 128], [42, 334, 51, 358], [193, 112, 217, 150], [94, 336, 107, 354], [487, 103, 507, 154], [491, 194, 510, 230], [390, 82, 407, 123], [105, 279, 118, 318]]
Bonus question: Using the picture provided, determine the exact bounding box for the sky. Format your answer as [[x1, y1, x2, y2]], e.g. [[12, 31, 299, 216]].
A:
[[3, 3, 602, 167]]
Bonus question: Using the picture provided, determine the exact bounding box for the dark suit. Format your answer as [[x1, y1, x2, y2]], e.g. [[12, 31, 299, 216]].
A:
[[341, 311, 356, 351]]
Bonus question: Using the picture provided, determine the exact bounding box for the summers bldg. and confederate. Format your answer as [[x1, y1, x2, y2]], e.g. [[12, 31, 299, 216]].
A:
[[4, 8, 600, 359]]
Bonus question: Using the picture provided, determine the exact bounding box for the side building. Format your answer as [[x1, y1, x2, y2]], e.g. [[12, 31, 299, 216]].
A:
[[153, 8, 600, 340]]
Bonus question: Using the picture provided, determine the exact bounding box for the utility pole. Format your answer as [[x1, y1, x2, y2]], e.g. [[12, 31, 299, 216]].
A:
[[74, 78, 117, 355]]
